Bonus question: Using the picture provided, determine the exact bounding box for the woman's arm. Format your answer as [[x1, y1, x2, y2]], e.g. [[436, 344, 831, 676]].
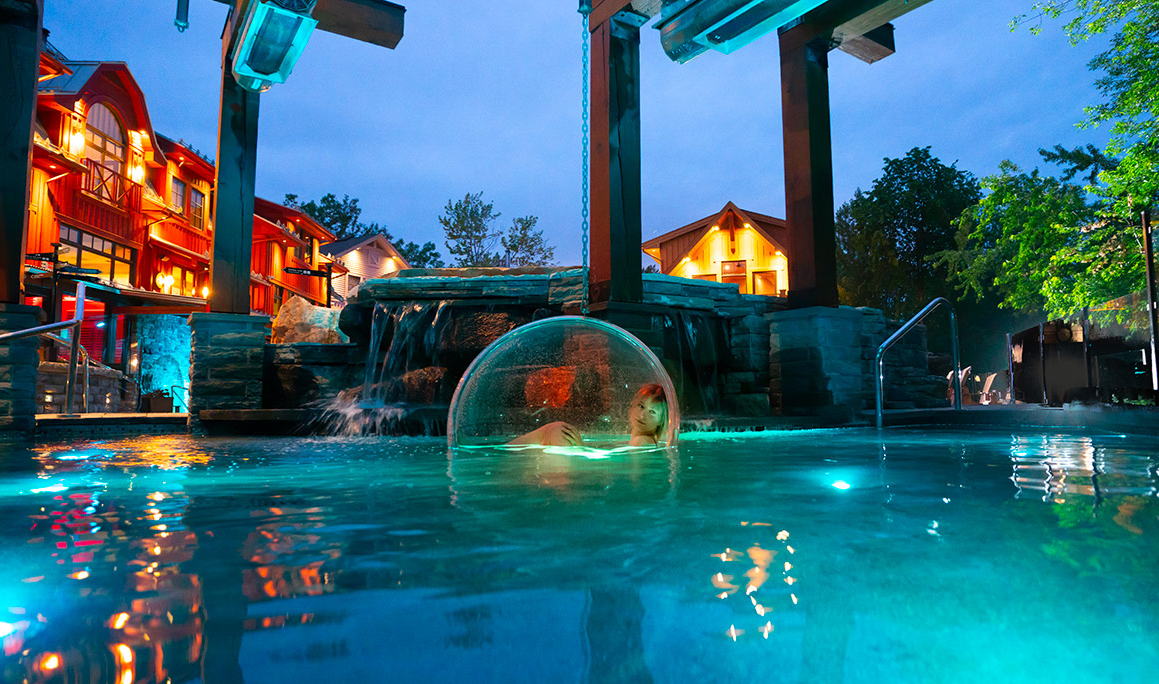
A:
[[508, 421, 583, 446]]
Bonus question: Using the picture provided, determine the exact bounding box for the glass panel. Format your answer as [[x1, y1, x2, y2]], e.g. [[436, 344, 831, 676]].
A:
[[58, 243, 78, 267], [112, 260, 131, 287], [189, 189, 205, 229], [86, 103, 125, 144], [184, 270, 194, 296], [171, 178, 186, 213], [113, 314, 126, 363], [753, 271, 778, 296], [82, 233, 94, 248], [81, 251, 113, 282]]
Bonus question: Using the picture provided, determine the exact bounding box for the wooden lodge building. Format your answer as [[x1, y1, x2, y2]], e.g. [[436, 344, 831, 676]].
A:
[[19, 41, 373, 411], [643, 202, 789, 297], [320, 233, 409, 302]]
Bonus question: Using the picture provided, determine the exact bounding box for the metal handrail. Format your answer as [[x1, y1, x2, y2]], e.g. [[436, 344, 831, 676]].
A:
[[875, 296, 962, 429], [0, 282, 87, 415], [41, 331, 124, 413]]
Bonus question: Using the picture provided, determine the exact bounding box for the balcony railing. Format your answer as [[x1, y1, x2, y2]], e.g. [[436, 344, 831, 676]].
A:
[[53, 160, 140, 242]]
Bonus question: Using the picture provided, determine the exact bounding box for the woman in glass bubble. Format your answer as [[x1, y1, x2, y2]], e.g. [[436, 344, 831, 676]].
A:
[[510, 383, 668, 447]]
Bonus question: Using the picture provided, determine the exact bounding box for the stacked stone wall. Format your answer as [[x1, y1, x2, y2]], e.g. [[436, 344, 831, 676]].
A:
[[188, 313, 270, 415], [0, 303, 45, 432], [36, 362, 138, 413]]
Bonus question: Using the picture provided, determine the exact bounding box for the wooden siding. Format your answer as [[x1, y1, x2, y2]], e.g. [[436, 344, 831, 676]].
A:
[[660, 226, 708, 274]]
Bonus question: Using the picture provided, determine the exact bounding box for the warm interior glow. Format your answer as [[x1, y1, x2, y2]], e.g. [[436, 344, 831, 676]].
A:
[[40, 653, 61, 670], [112, 612, 129, 629], [201, 286, 210, 298], [115, 644, 133, 664]]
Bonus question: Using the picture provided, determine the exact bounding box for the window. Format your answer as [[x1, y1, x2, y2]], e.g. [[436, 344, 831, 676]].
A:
[[84, 103, 125, 201], [59, 225, 134, 287], [189, 188, 205, 229], [170, 177, 187, 214]]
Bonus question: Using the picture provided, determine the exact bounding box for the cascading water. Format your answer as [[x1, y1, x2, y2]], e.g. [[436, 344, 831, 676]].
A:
[[316, 300, 454, 435]]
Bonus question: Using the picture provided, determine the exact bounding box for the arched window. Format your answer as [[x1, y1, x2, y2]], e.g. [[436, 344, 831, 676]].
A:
[[85, 103, 125, 200]]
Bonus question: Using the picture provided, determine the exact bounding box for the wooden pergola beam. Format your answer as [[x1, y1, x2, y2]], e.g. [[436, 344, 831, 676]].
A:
[[211, 0, 405, 48]]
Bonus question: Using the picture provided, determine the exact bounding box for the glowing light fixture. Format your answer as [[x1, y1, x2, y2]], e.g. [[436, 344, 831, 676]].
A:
[[659, 0, 830, 63], [231, 0, 319, 93], [40, 653, 61, 671], [831, 480, 851, 490]]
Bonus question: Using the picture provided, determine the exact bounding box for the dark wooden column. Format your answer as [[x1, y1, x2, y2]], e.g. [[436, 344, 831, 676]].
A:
[[780, 27, 838, 309], [0, 0, 42, 304], [589, 11, 645, 306], [209, 69, 259, 314]]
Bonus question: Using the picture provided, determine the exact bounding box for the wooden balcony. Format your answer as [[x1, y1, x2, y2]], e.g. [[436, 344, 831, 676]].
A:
[[52, 160, 141, 245]]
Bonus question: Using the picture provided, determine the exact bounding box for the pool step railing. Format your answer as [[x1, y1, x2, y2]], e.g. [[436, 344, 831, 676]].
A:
[[876, 297, 962, 429], [0, 282, 88, 415]]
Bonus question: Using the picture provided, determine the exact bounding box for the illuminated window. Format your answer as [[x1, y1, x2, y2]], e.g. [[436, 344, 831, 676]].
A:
[[170, 177, 187, 214], [84, 103, 125, 200], [59, 225, 133, 286], [753, 270, 778, 296], [189, 188, 205, 229]]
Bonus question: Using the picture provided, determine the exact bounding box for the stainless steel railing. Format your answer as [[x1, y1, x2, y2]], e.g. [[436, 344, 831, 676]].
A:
[[875, 296, 962, 429], [0, 282, 87, 415]]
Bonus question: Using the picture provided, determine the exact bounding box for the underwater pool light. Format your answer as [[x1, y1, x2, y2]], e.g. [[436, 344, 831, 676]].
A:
[[831, 480, 851, 490]]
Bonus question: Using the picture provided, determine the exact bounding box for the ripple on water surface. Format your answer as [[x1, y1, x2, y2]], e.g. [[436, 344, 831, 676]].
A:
[[0, 429, 1156, 683]]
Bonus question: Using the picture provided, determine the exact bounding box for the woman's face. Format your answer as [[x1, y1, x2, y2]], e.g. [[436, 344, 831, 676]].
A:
[[629, 395, 665, 437]]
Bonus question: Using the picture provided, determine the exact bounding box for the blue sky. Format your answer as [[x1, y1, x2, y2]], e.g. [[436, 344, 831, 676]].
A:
[[43, 0, 1111, 266]]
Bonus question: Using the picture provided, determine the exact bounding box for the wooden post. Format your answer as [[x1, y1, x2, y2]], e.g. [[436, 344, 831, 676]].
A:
[[208, 68, 260, 314], [589, 10, 645, 306], [780, 27, 838, 309], [0, 0, 42, 305]]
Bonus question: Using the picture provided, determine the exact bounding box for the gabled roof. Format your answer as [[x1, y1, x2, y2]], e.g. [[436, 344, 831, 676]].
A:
[[642, 202, 788, 267], [38, 60, 166, 167], [320, 233, 410, 268], [254, 198, 337, 242], [156, 133, 215, 183]]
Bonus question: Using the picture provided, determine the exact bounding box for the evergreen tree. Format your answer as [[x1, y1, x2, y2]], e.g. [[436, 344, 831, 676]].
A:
[[283, 192, 445, 268]]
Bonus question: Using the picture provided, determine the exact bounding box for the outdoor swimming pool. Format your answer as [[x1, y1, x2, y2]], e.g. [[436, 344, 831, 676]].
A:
[[1, 428, 1156, 683]]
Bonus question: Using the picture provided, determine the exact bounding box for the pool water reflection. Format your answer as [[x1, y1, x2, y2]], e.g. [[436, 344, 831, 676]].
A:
[[1, 429, 1157, 683]]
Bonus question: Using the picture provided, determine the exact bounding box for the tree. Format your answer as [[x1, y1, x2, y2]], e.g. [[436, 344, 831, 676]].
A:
[[438, 192, 504, 267], [501, 215, 555, 267], [1017, 1, 1159, 216], [284, 193, 363, 239], [835, 147, 982, 319], [937, 153, 1145, 325], [284, 192, 445, 268], [934, 160, 1097, 316]]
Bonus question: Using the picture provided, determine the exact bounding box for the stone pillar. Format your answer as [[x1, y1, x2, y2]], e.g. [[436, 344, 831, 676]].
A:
[[768, 306, 866, 419], [188, 313, 269, 418], [0, 304, 45, 432]]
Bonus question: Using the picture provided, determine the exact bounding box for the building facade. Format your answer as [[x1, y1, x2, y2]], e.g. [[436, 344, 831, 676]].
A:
[[22, 42, 344, 413], [642, 202, 789, 297], [319, 233, 409, 301]]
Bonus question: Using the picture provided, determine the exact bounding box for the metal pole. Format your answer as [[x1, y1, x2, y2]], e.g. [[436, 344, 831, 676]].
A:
[[325, 262, 333, 308], [1006, 332, 1014, 405], [1039, 322, 1048, 404], [65, 315, 82, 415], [1141, 208, 1158, 391]]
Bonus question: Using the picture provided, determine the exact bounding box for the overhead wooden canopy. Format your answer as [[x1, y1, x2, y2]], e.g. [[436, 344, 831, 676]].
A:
[[211, 0, 404, 49], [588, 0, 930, 57]]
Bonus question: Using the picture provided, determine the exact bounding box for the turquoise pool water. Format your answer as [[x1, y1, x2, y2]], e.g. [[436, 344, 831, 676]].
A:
[[1, 429, 1156, 683]]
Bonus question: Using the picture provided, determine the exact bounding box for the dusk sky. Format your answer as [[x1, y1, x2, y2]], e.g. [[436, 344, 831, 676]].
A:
[[43, 0, 1111, 266]]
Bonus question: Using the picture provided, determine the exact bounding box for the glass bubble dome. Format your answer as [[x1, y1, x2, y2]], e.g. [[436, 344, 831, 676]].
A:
[[448, 316, 679, 449]]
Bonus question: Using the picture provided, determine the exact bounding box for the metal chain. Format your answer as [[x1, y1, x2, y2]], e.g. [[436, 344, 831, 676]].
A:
[[579, 7, 591, 316]]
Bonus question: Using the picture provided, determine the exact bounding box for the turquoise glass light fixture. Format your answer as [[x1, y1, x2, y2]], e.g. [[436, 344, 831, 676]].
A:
[[231, 0, 319, 92], [658, 0, 831, 63]]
